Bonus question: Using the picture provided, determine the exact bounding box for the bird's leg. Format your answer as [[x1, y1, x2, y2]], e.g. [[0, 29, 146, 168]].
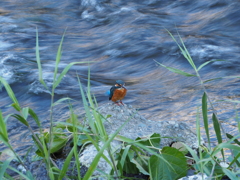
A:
[[115, 102, 120, 106], [119, 100, 124, 106]]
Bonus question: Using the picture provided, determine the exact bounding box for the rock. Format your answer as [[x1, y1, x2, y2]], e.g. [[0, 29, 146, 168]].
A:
[[178, 173, 208, 180], [79, 103, 204, 179], [17, 164, 26, 174], [97, 103, 204, 149], [79, 141, 120, 178]]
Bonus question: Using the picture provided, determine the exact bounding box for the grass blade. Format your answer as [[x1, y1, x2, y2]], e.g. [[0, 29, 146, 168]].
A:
[[58, 147, 74, 180], [35, 27, 48, 89], [197, 59, 226, 71], [52, 97, 74, 107], [7, 166, 34, 180], [53, 29, 66, 83], [203, 76, 240, 84], [212, 113, 224, 160], [53, 61, 93, 89], [0, 158, 12, 179], [69, 105, 82, 180], [0, 110, 8, 144], [222, 168, 238, 179], [212, 113, 223, 144], [77, 75, 97, 134], [0, 77, 21, 111], [165, 29, 197, 71], [226, 133, 240, 146], [11, 114, 29, 127], [229, 151, 240, 168], [176, 30, 197, 71], [196, 107, 204, 174], [202, 93, 211, 148], [120, 145, 132, 168], [22, 107, 29, 120], [154, 60, 196, 77], [28, 108, 41, 127]]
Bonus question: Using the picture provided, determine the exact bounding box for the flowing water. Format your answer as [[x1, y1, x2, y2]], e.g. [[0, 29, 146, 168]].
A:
[[0, 0, 240, 155]]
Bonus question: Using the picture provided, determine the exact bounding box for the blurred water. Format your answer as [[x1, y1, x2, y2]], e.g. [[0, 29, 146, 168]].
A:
[[0, 0, 240, 154]]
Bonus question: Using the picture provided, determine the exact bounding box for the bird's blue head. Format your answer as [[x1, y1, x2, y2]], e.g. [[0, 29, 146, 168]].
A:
[[116, 80, 125, 87]]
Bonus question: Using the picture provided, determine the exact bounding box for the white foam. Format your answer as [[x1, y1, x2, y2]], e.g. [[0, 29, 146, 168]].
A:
[[0, 39, 12, 50], [0, 55, 14, 81], [81, 10, 94, 19], [81, 0, 97, 6]]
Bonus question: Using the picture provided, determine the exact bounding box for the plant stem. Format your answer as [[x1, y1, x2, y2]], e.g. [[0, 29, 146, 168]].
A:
[[47, 90, 55, 170], [107, 147, 119, 179]]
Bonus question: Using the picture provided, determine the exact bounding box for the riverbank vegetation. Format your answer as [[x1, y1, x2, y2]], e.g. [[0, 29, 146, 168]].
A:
[[0, 30, 239, 179]]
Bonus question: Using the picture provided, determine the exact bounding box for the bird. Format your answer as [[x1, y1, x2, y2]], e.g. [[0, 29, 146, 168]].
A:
[[108, 80, 127, 105]]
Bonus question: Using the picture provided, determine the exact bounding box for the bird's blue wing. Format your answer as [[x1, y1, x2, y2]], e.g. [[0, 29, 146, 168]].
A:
[[105, 90, 111, 96], [109, 86, 115, 100]]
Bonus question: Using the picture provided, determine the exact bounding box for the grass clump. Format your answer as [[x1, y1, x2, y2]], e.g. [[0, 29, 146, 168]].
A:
[[155, 29, 240, 179]]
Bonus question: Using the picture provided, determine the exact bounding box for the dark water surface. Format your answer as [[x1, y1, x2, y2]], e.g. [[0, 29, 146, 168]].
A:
[[0, 0, 240, 154]]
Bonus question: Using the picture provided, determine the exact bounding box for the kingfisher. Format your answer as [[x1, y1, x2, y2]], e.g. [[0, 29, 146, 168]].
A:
[[108, 80, 127, 105]]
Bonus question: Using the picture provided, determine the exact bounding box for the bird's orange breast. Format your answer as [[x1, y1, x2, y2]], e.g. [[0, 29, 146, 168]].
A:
[[111, 88, 127, 102]]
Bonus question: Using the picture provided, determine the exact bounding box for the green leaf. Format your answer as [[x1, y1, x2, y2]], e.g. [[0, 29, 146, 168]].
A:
[[53, 29, 66, 84], [0, 77, 21, 111], [58, 147, 74, 180], [149, 147, 187, 180], [131, 155, 149, 175], [120, 145, 131, 168], [32, 134, 45, 157], [155, 60, 196, 77], [202, 93, 211, 148], [11, 114, 29, 127], [203, 76, 240, 84], [120, 148, 140, 174], [106, 114, 112, 119], [77, 76, 97, 134], [52, 97, 74, 106], [226, 133, 240, 146], [28, 108, 41, 127], [136, 133, 161, 148], [203, 77, 222, 83], [222, 168, 238, 179], [0, 158, 12, 179], [212, 113, 224, 159], [0, 110, 8, 144], [56, 122, 90, 133], [22, 107, 29, 120], [212, 113, 223, 144], [176, 31, 197, 71], [50, 136, 68, 154], [216, 143, 240, 152], [77, 134, 90, 146], [35, 27, 48, 90], [197, 59, 225, 71], [228, 150, 240, 168]]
